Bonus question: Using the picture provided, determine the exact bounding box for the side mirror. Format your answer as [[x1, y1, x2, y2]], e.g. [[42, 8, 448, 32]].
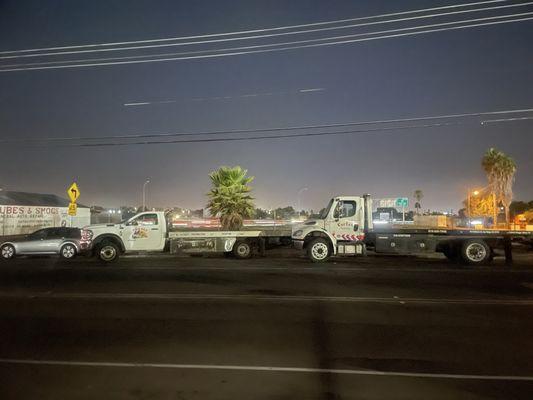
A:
[[127, 220, 138, 226], [353, 224, 359, 231]]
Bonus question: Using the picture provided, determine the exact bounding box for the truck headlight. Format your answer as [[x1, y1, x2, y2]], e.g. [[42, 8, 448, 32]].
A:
[[293, 230, 303, 237]]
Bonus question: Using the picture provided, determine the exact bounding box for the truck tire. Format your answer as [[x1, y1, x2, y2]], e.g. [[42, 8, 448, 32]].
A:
[[1, 244, 16, 260], [60, 243, 77, 259], [233, 241, 252, 259], [97, 241, 120, 263], [307, 238, 331, 263], [460, 239, 491, 265]]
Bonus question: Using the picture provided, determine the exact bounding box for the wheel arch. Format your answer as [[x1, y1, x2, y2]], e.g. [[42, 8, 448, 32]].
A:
[[60, 240, 80, 253], [92, 234, 126, 253], [303, 230, 336, 254]]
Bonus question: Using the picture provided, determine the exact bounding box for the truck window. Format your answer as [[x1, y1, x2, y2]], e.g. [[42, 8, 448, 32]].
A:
[[136, 214, 158, 226], [334, 201, 357, 219]]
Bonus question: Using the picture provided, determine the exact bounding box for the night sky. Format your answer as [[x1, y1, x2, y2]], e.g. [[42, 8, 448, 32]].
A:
[[1, 0, 532, 212]]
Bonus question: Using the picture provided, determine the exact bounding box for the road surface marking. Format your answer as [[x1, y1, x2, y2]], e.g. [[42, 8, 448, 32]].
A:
[[1, 291, 532, 305], [0, 358, 531, 381]]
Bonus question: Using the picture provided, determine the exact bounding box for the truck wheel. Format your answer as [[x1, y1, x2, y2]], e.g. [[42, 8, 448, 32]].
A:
[[307, 238, 330, 263], [97, 241, 119, 263], [461, 239, 491, 265], [60, 243, 77, 259], [233, 241, 252, 259], [1, 244, 16, 260]]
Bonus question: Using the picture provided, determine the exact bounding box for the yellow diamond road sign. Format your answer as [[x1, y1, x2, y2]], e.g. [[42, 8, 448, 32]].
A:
[[68, 202, 77, 216], [67, 183, 80, 203]]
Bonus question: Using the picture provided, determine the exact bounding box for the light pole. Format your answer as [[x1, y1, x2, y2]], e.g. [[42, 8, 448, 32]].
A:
[[297, 187, 308, 217], [142, 179, 150, 212]]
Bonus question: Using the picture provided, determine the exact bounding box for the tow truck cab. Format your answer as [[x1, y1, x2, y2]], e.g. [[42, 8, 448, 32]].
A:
[[292, 195, 372, 261], [85, 211, 168, 261]]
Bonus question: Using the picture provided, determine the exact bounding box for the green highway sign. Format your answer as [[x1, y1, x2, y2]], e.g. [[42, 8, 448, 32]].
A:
[[395, 197, 409, 208]]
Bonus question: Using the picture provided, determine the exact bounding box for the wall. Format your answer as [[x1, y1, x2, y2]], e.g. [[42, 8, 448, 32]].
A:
[[0, 205, 91, 235]]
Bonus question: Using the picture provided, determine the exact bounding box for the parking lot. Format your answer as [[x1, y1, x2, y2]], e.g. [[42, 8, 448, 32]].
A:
[[1, 251, 533, 399]]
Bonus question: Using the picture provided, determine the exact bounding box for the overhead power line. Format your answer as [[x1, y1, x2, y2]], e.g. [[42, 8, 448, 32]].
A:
[[5, 107, 532, 144], [4, 11, 531, 70], [40, 122, 464, 148], [1, 1, 529, 60], [1, 13, 532, 72], [0, 0, 507, 55]]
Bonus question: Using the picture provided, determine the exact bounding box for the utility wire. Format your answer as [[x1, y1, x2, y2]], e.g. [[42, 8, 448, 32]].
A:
[[5, 107, 532, 144], [32, 122, 463, 148], [2, 1, 529, 60], [4, 11, 531, 70], [1, 13, 532, 72], [0, 0, 507, 55]]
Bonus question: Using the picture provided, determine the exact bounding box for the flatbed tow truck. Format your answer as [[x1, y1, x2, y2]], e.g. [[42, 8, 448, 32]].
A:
[[292, 195, 532, 265], [84, 212, 292, 262]]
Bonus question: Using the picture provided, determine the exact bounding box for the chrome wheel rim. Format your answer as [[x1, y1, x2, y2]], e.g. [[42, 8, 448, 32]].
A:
[[100, 246, 116, 261], [311, 243, 328, 260], [62, 245, 75, 258], [466, 243, 487, 262], [1, 246, 14, 259]]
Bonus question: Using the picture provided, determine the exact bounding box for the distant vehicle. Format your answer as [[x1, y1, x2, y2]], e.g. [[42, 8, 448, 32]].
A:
[[0, 227, 91, 260]]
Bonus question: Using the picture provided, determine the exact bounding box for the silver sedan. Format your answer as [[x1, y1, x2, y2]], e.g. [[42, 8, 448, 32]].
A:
[[0, 227, 90, 260]]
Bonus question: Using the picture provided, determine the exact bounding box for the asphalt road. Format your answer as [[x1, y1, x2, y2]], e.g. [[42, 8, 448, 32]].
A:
[[1, 252, 533, 399]]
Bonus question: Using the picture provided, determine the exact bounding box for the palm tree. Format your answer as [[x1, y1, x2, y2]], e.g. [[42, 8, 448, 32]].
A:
[[207, 166, 255, 230], [413, 190, 423, 215], [481, 148, 516, 225]]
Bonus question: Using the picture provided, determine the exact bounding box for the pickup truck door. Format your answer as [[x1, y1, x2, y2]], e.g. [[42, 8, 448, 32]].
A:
[[325, 199, 363, 241], [122, 213, 164, 251]]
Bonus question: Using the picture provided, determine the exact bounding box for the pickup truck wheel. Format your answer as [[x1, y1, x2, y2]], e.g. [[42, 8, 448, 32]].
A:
[[97, 242, 119, 263], [1, 244, 16, 260], [233, 241, 252, 259], [461, 239, 491, 265], [308, 238, 330, 263], [60, 244, 77, 259]]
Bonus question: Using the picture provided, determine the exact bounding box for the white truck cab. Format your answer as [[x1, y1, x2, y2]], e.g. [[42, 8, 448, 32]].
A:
[[292, 195, 372, 262], [85, 211, 168, 261]]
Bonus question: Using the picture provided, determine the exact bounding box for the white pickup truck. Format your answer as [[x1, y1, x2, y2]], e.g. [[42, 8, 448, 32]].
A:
[[84, 211, 291, 262]]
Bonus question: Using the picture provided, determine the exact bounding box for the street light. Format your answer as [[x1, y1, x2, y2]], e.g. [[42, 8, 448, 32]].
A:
[[142, 179, 150, 212]]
